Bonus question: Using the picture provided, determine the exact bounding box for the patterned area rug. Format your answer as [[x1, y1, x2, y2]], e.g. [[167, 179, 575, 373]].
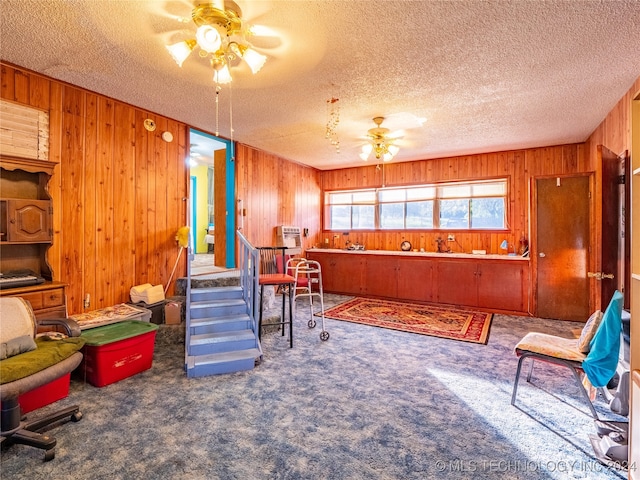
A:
[[320, 297, 493, 344]]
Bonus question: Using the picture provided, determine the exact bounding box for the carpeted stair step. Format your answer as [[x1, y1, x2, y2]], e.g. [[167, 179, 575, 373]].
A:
[[190, 313, 252, 335], [190, 286, 243, 303], [186, 347, 261, 377], [189, 329, 257, 356], [190, 298, 246, 318]]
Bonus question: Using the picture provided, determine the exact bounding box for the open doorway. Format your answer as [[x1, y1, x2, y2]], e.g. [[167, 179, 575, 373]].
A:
[[188, 129, 236, 275]]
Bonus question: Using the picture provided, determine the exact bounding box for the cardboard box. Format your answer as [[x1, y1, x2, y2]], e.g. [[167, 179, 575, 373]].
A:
[[164, 300, 182, 325], [79, 321, 158, 387]]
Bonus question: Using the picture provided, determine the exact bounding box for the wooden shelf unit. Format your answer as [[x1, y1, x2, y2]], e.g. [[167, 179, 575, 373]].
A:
[[0, 155, 66, 318]]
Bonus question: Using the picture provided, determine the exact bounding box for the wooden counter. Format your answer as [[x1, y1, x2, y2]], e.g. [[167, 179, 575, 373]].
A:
[[306, 249, 530, 315]]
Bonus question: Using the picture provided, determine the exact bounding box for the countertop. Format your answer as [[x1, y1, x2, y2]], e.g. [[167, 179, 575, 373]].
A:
[[307, 248, 529, 261]]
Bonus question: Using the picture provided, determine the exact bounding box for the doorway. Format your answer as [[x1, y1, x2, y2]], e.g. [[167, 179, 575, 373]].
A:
[[534, 174, 592, 320], [188, 129, 236, 274]]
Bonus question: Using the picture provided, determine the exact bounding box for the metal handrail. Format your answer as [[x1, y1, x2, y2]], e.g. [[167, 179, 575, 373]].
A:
[[237, 231, 260, 337]]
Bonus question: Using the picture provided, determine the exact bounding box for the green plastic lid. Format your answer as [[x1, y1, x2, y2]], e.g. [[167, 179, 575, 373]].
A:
[[81, 320, 159, 346]]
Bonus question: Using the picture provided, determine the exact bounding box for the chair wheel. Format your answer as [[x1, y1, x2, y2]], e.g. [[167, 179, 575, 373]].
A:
[[308, 319, 316, 328], [44, 448, 55, 461], [71, 411, 83, 422], [320, 331, 330, 341]]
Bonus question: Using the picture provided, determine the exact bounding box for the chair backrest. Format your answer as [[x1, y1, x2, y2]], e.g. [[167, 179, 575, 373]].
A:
[[0, 297, 36, 344], [582, 290, 623, 388], [257, 247, 287, 275]]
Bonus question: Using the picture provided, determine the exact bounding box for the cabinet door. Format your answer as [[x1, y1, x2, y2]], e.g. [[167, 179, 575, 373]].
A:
[[397, 257, 434, 302], [6, 199, 51, 242], [308, 252, 363, 295], [436, 260, 478, 306], [477, 261, 524, 312], [364, 255, 397, 298]]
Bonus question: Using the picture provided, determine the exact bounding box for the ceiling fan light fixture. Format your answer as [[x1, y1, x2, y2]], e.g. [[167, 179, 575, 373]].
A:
[[166, 39, 197, 67], [213, 63, 233, 84], [195, 25, 222, 53], [361, 116, 401, 163], [237, 45, 267, 74], [167, 1, 267, 84]]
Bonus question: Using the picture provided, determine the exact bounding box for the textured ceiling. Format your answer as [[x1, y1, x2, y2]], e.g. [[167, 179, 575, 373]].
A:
[[1, 0, 639, 170]]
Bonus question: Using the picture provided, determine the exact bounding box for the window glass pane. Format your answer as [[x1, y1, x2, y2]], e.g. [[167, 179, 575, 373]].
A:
[[379, 189, 406, 202], [407, 187, 435, 200], [471, 198, 505, 228], [352, 205, 375, 229], [440, 185, 471, 198], [330, 205, 351, 229], [380, 203, 405, 229], [472, 182, 506, 196], [406, 201, 434, 228], [439, 199, 469, 228], [330, 192, 352, 205], [352, 191, 376, 203]]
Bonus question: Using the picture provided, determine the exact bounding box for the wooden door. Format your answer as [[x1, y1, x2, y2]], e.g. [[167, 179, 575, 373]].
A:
[[535, 175, 591, 320], [213, 148, 227, 267], [599, 145, 624, 308]]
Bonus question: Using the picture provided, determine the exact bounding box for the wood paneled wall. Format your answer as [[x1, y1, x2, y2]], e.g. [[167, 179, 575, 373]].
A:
[[235, 144, 322, 250], [1, 63, 189, 315], [319, 144, 587, 255]]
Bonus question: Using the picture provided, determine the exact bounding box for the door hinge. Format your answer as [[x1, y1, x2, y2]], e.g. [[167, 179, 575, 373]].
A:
[[618, 174, 626, 184]]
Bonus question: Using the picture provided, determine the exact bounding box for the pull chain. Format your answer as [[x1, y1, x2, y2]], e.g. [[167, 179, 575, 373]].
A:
[[215, 87, 220, 137]]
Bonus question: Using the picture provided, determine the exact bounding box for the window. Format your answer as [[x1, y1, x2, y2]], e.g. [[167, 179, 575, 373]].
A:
[[325, 179, 507, 230]]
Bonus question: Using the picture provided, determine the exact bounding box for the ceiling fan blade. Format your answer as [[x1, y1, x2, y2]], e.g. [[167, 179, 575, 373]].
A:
[[383, 112, 427, 131]]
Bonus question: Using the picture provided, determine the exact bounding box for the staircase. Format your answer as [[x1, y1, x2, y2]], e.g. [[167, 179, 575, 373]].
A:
[[184, 233, 262, 378]]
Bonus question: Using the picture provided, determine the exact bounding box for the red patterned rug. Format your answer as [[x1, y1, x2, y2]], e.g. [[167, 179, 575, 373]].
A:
[[320, 297, 493, 344]]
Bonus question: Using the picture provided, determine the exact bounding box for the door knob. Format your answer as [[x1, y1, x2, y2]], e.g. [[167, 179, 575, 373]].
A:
[[538, 252, 545, 257], [587, 272, 615, 280]]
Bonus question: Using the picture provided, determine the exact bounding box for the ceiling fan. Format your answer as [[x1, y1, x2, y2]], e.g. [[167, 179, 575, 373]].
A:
[[359, 117, 404, 162], [160, 1, 284, 84]]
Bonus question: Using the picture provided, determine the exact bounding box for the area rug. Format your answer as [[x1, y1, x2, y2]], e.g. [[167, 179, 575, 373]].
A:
[[320, 297, 493, 344]]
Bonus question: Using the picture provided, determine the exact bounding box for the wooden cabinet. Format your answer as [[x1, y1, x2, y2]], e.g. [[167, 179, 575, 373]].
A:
[[0, 156, 55, 278], [0, 282, 67, 320], [437, 259, 526, 312], [307, 250, 529, 314]]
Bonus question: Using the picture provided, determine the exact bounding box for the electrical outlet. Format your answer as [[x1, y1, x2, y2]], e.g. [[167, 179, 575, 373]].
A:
[[84, 293, 90, 309], [447, 234, 455, 241]]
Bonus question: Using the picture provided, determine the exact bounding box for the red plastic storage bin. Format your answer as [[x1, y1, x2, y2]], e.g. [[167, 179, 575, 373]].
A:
[[79, 321, 159, 387], [8, 373, 71, 414]]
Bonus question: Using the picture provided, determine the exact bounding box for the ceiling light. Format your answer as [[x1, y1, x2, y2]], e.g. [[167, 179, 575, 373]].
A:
[[360, 117, 400, 162], [166, 1, 266, 84]]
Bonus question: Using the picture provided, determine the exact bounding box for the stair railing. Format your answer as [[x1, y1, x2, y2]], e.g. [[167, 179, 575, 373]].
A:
[[237, 231, 259, 339]]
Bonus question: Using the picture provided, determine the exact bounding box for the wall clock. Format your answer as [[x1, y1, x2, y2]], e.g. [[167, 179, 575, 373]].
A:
[[400, 240, 412, 251]]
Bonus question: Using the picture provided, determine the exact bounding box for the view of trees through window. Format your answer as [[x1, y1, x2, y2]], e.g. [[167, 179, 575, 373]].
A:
[[325, 179, 507, 230]]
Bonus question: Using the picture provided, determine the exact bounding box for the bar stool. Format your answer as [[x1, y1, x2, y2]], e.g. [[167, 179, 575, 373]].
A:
[[257, 247, 296, 347], [287, 258, 329, 341]]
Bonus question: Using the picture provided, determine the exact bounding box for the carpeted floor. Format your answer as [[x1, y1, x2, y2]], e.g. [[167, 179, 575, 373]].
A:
[[320, 297, 493, 344], [0, 294, 627, 479]]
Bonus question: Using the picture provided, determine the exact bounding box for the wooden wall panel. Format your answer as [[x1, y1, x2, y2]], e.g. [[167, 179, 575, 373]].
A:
[[235, 144, 322, 250], [0, 63, 189, 315]]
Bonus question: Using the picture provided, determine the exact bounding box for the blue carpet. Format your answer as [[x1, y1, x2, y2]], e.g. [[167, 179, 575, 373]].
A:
[[0, 294, 626, 479]]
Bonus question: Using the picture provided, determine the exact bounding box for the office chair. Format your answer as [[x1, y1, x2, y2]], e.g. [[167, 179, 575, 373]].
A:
[[0, 297, 85, 461]]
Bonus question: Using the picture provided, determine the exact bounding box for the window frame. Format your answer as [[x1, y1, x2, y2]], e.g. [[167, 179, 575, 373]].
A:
[[323, 178, 509, 232]]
